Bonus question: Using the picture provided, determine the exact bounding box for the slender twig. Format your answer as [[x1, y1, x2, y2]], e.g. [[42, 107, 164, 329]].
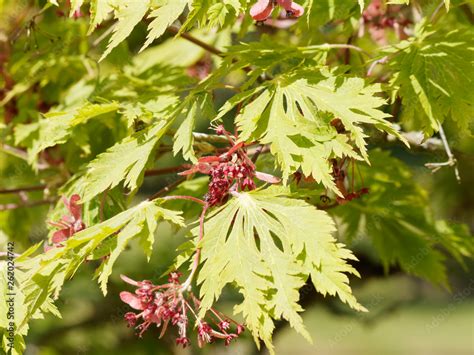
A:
[[160, 195, 206, 205], [301, 44, 371, 58], [344, 35, 355, 65], [425, 121, 461, 182], [0, 185, 46, 194], [145, 164, 192, 177], [0, 198, 55, 211], [251, 145, 264, 163], [92, 25, 114, 47], [167, 26, 223, 57], [386, 130, 443, 151], [192, 132, 229, 144], [430, 1, 446, 23], [148, 177, 187, 201]]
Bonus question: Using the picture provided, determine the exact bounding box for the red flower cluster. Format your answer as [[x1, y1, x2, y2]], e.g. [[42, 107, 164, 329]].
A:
[[120, 273, 245, 348], [250, 0, 304, 21], [46, 194, 85, 250], [180, 126, 280, 206], [206, 157, 256, 206]]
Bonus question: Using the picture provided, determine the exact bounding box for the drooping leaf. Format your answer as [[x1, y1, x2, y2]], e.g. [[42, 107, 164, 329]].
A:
[[141, 0, 189, 52], [13, 199, 184, 349], [64, 118, 172, 202], [218, 67, 406, 193], [387, 25, 474, 135], [14, 102, 119, 165], [196, 186, 365, 350], [100, 0, 151, 61], [97, 202, 185, 294], [173, 92, 215, 162]]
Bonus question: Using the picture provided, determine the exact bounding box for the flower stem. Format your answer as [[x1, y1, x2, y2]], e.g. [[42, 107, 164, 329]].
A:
[[160, 195, 206, 205]]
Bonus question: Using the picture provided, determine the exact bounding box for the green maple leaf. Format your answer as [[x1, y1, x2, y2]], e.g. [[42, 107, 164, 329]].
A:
[[14, 199, 184, 351], [100, 0, 151, 61], [97, 201, 185, 294], [64, 118, 171, 202], [218, 68, 406, 194], [196, 186, 365, 351], [82, 0, 243, 60], [387, 25, 474, 135], [88, 0, 114, 34], [141, 0, 189, 52], [173, 92, 215, 162], [333, 150, 474, 286], [14, 102, 119, 166], [182, 0, 244, 30]]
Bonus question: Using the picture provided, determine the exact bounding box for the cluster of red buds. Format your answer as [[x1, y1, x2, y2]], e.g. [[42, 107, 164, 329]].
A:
[[120, 273, 245, 348], [360, 0, 410, 44], [45, 194, 85, 251], [180, 125, 280, 207], [250, 0, 304, 22]]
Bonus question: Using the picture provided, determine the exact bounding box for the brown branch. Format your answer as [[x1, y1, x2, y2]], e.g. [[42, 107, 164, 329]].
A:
[[0, 198, 55, 211], [148, 176, 187, 201], [167, 26, 223, 57], [0, 185, 47, 194], [251, 145, 264, 163], [144, 164, 192, 177]]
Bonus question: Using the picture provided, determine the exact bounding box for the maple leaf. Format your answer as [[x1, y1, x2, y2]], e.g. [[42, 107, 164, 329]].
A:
[[218, 67, 406, 194], [97, 201, 185, 294], [195, 186, 365, 351], [173, 93, 215, 163], [63, 119, 171, 202], [100, 1, 151, 61], [14, 102, 119, 166], [141, 0, 189, 52], [387, 25, 474, 135], [14, 198, 184, 351]]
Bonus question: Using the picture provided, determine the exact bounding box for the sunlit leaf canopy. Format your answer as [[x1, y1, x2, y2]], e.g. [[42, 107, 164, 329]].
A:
[[0, 0, 473, 354]]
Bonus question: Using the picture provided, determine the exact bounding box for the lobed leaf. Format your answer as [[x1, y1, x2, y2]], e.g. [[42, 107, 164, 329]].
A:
[[387, 26, 474, 135], [196, 186, 365, 351]]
